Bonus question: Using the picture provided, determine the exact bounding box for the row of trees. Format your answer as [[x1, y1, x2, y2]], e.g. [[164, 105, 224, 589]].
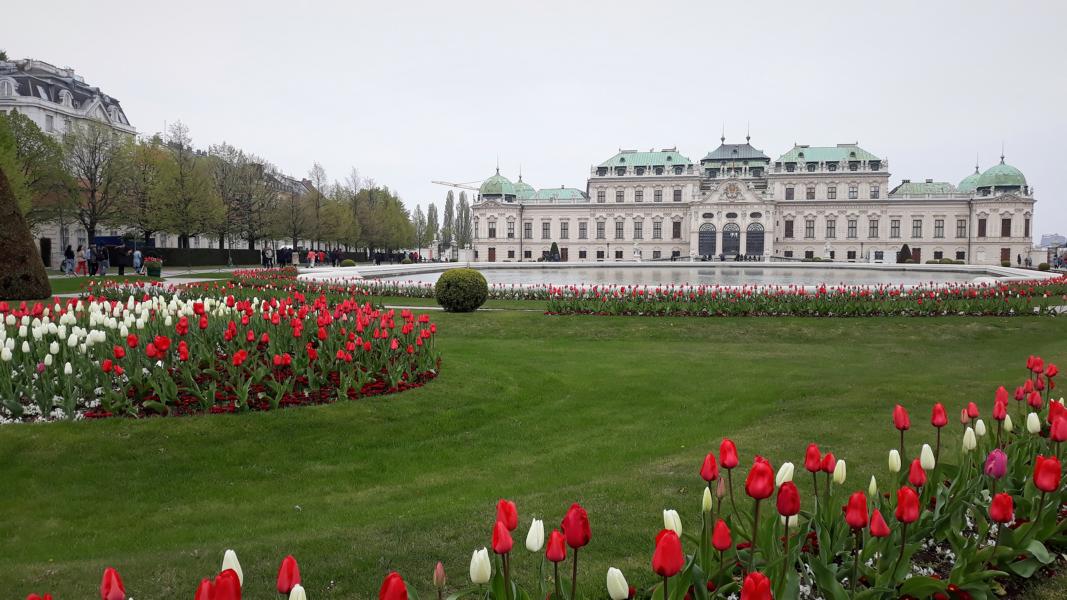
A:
[[0, 112, 417, 253], [412, 190, 474, 252]]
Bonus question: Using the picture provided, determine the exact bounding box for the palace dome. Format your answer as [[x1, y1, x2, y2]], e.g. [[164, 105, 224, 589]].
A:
[[513, 175, 536, 199], [977, 159, 1026, 189], [479, 169, 516, 197], [957, 167, 981, 193]]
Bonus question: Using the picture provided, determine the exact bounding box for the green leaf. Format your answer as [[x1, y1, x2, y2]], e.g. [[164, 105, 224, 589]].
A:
[[807, 557, 849, 600], [1026, 539, 1054, 564], [1008, 558, 1040, 578], [899, 576, 946, 598]]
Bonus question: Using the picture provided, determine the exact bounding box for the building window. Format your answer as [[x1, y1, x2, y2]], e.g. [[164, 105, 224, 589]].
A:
[[1001, 217, 1012, 237], [828, 163, 838, 172], [635, 189, 643, 203], [596, 250, 605, 259], [848, 185, 858, 199], [847, 219, 858, 239], [578, 222, 588, 239], [827, 185, 837, 200], [542, 222, 551, 239], [560, 221, 569, 239], [804, 219, 815, 239], [870, 185, 880, 199], [45, 115, 54, 132], [826, 219, 836, 239], [633, 221, 643, 239], [596, 190, 605, 203], [507, 250, 515, 259], [615, 190, 624, 203], [804, 250, 815, 259], [912, 219, 922, 238], [615, 220, 624, 240], [785, 187, 795, 200], [652, 250, 661, 259], [890, 219, 901, 238], [672, 221, 682, 239], [524, 250, 532, 259], [784, 250, 794, 257], [0, 79, 14, 96], [1025, 218, 1031, 238], [978, 218, 987, 237], [847, 250, 857, 260], [523, 222, 532, 239], [806, 163, 816, 173], [868, 219, 879, 238], [578, 250, 587, 259], [784, 220, 794, 238], [934, 219, 944, 238], [806, 185, 815, 200], [672, 189, 682, 202], [488, 223, 497, 238], [934, 250, 944, 260], [653, 221, 662, 239], [956, 219, 966, 238], [956, 251, 965, 260], [596, 222, 605, 239], [615, 250, 624, 259], [654, 189, 663, 203], [507, 222, 515, 238]]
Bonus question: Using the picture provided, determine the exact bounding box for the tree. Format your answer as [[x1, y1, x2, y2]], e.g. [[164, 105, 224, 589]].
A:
[[455, 191, 472, 248], [270, 176, 310, 249], [307, 163, 327, 248], [426, 202, 439, 244], [441, 190, 455, 246], [0, 164, 51, 300], [0, 112, 75, 231], [63, 120, 127, 240], [0, 50, 7, 61], [154, 122, 223, 247], [412, 205, 427, 249], [207, 142, 249, 249], [118, 135, 167, 244], [238, 159, 280, 250]]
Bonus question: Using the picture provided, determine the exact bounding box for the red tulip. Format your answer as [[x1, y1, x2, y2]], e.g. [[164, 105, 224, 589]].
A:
[[492, 520, 514, 554], [1028, 390, 1043, 409], [1034, 455, 1062, 493], [1035, 377, 1045, 391], [719, 439, 739, 469], [112, 345, 125, 359], [1014, 386, 1025, 401], [740, 572, 773, 600], [700, 452, 719, 482], [545, 529, 567, 562], [379, 572, 408, 600], [214, 569, 241, 600], [893, 404, 910, 431], [496, 498, 518, 531], [993, 400, 1007, 422], [1047, 364, 1059, 378], [895, 487, 920, 523], [908, 458, 927, 488], [776, 482, 800, 516], [959, 408, 971, 425], [561, 502, 590, 548], [651, 529, 684, 577], [27, 595, 54, 600], [930, 403, 948, 428], [804, 443, 822, 473], [989, 493, 1014, 524], [844, 491, 868, 529], [1051, 416, 1067, 443], [869, 509, 891, 537], [820, 452, 836, 474], [195, 578, 214, 600], [745, 457, 775, 500], [995, 385, 1009, 405], [712, 519, 732, 551], [277, 554, 301, 594], [100, 567, 125, 600], [966, 402, 979, 418], [1050, 400, 1066, 424], [126, 333, 139, 348], [1024, 379, 1034, 393]]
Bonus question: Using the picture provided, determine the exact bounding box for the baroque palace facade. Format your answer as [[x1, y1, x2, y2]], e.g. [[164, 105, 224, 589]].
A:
[[470, 137, 1035, 266]]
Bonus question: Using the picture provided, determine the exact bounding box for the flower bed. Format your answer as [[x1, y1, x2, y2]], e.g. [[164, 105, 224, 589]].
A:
[[0, 289, 440, 423], [39, 356, 1067, 599]]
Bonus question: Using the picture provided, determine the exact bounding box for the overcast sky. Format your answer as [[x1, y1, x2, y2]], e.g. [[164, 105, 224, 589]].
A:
[[6, 0, 1065, 235]]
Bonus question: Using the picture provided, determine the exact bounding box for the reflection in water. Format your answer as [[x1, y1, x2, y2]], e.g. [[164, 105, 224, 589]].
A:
[[373, 266, 989, 287]]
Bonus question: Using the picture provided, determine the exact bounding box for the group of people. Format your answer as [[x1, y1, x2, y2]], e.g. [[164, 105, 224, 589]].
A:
[[61, 244, 145, 277], [262, 248, 346, 268]]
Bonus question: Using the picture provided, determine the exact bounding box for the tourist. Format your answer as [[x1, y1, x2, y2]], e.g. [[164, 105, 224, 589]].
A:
[[308, 250, 316, 268], [74, 245, 87, 275], [133, 248, 143, 275], [87, 245, 99, 277], [62, 245, 75, 275], [114, 245, 132, 276], [1017, 254, 1022, 267], [97, 245, 110, 276], [318, 250, 326, 266], [292, 249, 300, 266]]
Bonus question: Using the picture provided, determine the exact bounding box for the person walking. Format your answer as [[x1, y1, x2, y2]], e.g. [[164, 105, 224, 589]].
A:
[[87, 245, 99, 277], [263, 246, 274, 268], [133, 248, 143, 275], [62, 245, 75, 275], [98, 245, 111, 276], [75, 245, 87, 275]]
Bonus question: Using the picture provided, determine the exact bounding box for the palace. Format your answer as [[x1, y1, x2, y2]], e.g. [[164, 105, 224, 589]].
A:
[[470, 137, 1035, 266]]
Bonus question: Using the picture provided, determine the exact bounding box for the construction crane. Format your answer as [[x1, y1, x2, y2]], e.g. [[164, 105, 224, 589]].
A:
[[431, 179, 482, 192]]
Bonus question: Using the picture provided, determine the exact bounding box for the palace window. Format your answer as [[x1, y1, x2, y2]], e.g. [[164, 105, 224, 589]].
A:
[[868, 219, 879, 238], [847, 219, 858, 239], [977, 218, 987, 237], [596, 190, 605, 203], [596, 250, 605, 259], [912, 219, 923, 238], [578, 222, 587, 239], [596, 222, 605, 239], [0, 79, 14, 96], [524, 250, 532, 259], [784, 220, 794, 239], [870, 185, 880, 199], [804, 219, 815, 239], [956, 219, 966, 238], [488, 223, 496, 239], [523, 222, 532, 239], [653, 221, 662, 239], [633, 222, 643, 239], [806, 185, 815, 200], [934, 251, 944, 260], [1001, 218, 1012, 237], [615, 167, 626, 176], [674, 165, 684, 175], [652, 250, 661, 259], [847, 250, 857, 260], [827, 185, 837, 200], [45, 115, 54, 132], [560, 221, 569, 239], [1025, 217, 1031, 238], [785, 163, 796, 173], [654, 189, 662, 203], [614, 250, 623, 259], [785, 187, 795, 200], [956, 251, 966, 260], [806, 163, 816, 173], [672, 221, 682, 239], [934, 219, 944, 238], [615, 190, 624, 203], [615, 220, 625, 240], [542, 222, 551, 239], [673, 189, 682, 202], [635, 189, 643, 202], [890, 219, 901, 238], [578, 250, 587, 259], [826, 219, 836, 239], [784, 250, 794, 257], [828, 163, 838, 172], [635, 166, 645, 176], [805, 250, 815, 259], [848, 185, 858, 199], [653, 166, 664, 175], [507, 222, 515, 238], [507, 250, 515, 259]]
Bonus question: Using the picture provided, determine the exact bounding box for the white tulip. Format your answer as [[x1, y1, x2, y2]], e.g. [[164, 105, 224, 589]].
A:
[[49, 341, 59, 355], [469, 548, 491, 584], [17, 325, 27, 338], [663, 509, 682, 535], [776, 462, 795, 486], [888, 449, 901, 473], [21, 341, 29, 353], [702, 486, 713, 513], [0, 347, 10, 362], [606, 568, 629, 600], [868, 475, 878, 497], [920, 444, 936, 470], [221, 549, 243, 585], [44, 354, 53, 366], [525, 518, 544, 552], [63, 362, 72, 375], [963, 427, 977, 451], [974, 419, 987, 437], [833, 459, 847, 484], [1004, 413, 1014, 433], [288, 584, 307, 600], [5, 314, 14, 325], [780, 514, 799, 527], [1027, 412, 1042, 434]]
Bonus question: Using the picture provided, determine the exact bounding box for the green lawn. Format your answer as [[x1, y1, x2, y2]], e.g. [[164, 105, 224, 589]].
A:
[[1, 313, 1064, 598], [44, 275, 162, 295]]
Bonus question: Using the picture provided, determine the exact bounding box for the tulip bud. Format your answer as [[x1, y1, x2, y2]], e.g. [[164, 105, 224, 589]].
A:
[[868, 475, 878, 497], [1027, 412, 1042, 434], [920, 444, 936, 470], [289, 584, 307, 600], [663, 509, 682, 535], [833, 459, 846, 484], [960, 408, 971, 425], [974, 419, 987, 437], [63, 362, 72, 375], [469, 548, 491, 584], [888, 449, 901, 473], [606, 567, 629, 600], [1004, 413, 1014, 433], [44, 354, 53, 366], [715, 476, 726, 499], [221, 549, 244, 586], [525, 518, 544, 552], [702, 486, 713, 513], [433, 561, 446, 589], [963, 427, 977, 451], [775, 462, 795, 486]]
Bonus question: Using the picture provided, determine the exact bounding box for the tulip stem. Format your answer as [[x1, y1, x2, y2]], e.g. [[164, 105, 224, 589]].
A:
[[570, 547, 579, 600], [850, 529, 861, 598], [899, 429, 905, 461], [812, 471, 820, 512], [727, 469, 738, 517], [717, 549, 724, 585], [503, 552, 511, 600], [749, 498, 761, 573], [893, 522, 908, 580], [663, 575, 669, 600], [553, 562, 561, 600], [1033, 491, 1047, 522], [934, 428, 942, 465], [777, 520, 790, 599]]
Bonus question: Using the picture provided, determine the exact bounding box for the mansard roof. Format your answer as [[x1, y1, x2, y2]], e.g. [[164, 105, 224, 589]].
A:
[[598, 148, 693, 168], [889, 180, 957, 197], [776, 143, 880, 163], [702, 142, 769, 162], [0, 58, 132, 126]]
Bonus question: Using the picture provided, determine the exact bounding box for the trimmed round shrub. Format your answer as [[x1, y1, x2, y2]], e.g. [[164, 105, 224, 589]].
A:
[[1001, 260, 1011, 267], [401, 257, 413, 265], [435, 268, 488, 312], [1039, 262, 1051, 271], [340, 259, 356, 267]]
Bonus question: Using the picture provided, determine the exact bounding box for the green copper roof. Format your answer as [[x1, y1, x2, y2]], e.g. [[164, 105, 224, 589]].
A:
[[958, 168, 981, 193], [977, 159, 1026, 189], [598, 149, 693, 168], [533, 187, 587, 201], [702, 142, 770, 162], [513, 175, 536, 199], [479, 170, 516, 196], [776, 144, 880, 163], [889, 181, 957, 197]]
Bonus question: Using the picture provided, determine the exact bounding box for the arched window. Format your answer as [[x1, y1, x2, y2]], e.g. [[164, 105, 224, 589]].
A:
[[0, 78, 16, 96], [698, 223, 716, 256], [722, 223, 741, 255], [59, 89, 74, 107], [746, 222, 766, 255]]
